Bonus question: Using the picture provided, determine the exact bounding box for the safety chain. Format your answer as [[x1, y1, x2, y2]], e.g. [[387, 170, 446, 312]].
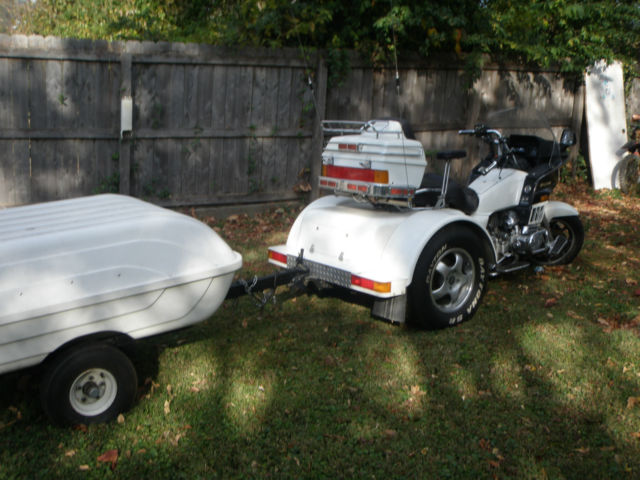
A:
[[240, 276, 277, 309]]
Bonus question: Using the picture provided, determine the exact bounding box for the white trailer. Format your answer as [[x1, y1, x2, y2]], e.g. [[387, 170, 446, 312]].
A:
[[0, 194, 242, 424]]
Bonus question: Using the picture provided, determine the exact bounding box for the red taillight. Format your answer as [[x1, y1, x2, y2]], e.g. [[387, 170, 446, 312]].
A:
[[350, 274, 391, 293], [268, 249, 287, 265], [338, 143, 358, 151], [390, 187, 414, 196], [345, 183, 368, 192], [321, 165, 389, 184], [320, 179, 338, 188]]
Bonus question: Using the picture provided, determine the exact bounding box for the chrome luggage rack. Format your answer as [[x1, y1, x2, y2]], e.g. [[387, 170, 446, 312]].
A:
[[322, 119, 407, 139], [321, 120, 367, 136]]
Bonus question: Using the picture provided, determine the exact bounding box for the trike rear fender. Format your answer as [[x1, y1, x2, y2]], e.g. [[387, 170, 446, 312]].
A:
[[278, 196, 495, 297]]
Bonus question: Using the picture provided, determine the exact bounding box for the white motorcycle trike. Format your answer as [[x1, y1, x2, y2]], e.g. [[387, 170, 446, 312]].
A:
[[268, 117, 583, 329]]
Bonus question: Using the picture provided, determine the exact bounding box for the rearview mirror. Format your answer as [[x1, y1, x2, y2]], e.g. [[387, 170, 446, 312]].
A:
[[560, 129, 576, 147]]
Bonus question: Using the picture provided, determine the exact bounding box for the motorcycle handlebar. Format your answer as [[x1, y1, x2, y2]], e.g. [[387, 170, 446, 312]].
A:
[[457, 127, 504, 140], [477, 160, 498, 175]]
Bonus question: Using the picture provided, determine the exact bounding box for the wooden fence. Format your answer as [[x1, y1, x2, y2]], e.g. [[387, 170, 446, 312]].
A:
[[0, 34, 588, 208]]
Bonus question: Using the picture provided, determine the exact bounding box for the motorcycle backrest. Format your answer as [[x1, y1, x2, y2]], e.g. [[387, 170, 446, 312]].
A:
[[508, 134, 556, 166]]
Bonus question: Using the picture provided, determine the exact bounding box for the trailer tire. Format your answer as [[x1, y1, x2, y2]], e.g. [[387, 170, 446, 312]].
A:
[[409, 228, 487, 329], [40, 343, 137, 425]]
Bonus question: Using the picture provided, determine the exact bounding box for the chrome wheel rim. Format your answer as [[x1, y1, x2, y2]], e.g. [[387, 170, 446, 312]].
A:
[[549, 220, 574, 257], [428, 247, 476, 313]]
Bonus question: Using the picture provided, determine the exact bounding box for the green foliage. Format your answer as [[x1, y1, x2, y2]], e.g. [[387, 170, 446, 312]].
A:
[[142, 177, 170, 199], [478, 0, 640, 76], [0, 0, 21, 33], [560, 154, 590, 185], [93, 172, 120, 194], [13, 0, 640, 79]]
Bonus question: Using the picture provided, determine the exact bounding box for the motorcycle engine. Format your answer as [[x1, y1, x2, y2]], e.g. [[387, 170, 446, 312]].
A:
[[489, 210, 550, 259], [512, 226, 548, 255]]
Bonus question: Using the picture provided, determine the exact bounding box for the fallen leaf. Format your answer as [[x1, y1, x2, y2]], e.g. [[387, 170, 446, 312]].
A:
[[73, 424, 88, 433], [78, 465, 90, 471], [65, 449, 76, 457], [544, 298, 557, 308], [383, 429, 397, 439], [324, 355, 336, 366], [479, 438, 491, 451], [574, 447, 590, 454], [627, 397, 640, 409], [631, 432, 640, 439], [410, 385, 426, 397], [625, 278, 638, 286], [7, 406, 21, 420], [117, 414, 125, 424], [170, 433, 184, 446], [97, 449, 118, 470], [164, 399, 171, 415]]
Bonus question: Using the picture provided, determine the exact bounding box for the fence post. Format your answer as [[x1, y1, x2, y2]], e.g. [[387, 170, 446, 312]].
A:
[[119, 53, 132, 195], [310, 56, 328, 201], [570, 82, 585, 176]]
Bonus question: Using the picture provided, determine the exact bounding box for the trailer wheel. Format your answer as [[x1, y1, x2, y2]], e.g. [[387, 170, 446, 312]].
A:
[[409, 228, 487, 329], [40, 343, 137, 425]]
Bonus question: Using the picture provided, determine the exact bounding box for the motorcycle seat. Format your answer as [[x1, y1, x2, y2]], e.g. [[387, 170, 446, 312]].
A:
[[415, 173, 479, 215], [436, 150, 467, 160]]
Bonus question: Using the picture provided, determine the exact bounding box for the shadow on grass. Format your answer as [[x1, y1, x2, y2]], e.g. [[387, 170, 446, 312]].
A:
[[1, 194, 639, 478], [0, 274, 639, 478]]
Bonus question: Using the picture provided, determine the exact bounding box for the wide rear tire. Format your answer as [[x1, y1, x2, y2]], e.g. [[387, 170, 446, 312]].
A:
[[409, 228, 488, 329]]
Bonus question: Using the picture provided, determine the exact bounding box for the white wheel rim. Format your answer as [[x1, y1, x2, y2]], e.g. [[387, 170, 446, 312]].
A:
[[428, 247, 476, 313], [69, 368, 117, 416]]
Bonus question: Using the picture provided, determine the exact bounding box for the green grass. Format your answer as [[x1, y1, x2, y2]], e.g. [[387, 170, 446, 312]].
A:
[[1, 184, 640, 479]]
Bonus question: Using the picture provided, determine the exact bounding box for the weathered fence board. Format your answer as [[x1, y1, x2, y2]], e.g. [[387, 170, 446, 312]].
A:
[[0, 34, 596, 208]]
